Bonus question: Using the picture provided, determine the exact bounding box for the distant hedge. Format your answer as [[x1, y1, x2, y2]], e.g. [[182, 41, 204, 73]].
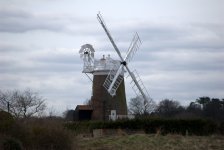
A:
[[64, 118, 222, 136]]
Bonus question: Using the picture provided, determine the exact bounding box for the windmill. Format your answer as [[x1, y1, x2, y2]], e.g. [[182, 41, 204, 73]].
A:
[[78, 13, 153, 121], [97, 13, 154, 113]]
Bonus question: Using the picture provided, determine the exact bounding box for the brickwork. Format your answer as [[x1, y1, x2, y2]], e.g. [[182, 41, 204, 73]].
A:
[[91, 74, 127, 120]]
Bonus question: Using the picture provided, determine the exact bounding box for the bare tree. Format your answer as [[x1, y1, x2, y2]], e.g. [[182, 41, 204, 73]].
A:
[[128, 96, 155, 116], [0, 89, 46, 118]]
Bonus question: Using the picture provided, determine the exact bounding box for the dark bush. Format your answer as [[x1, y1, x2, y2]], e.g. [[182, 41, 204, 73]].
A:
[[1, 137, 23, 150], [9, 122, 33, 148], [32, 125, 72, 150], [219, 122, 224, 135], [19, 118, 74, 150], [0, 111, 14, 134]]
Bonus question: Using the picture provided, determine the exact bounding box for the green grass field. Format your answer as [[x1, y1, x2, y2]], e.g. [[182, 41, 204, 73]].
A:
[[77, 134, 224, 150]]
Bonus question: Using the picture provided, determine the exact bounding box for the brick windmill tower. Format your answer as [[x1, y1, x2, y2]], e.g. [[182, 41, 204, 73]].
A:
[[77, 13, 154, 121]]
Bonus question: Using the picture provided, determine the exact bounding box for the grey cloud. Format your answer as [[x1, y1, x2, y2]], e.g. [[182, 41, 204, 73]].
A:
[[103, 22, 224, 51], [33, 54, 80, 65], [0, 47, 81, 75], [0, 56, 80, 75], [0, 43, 28, 53], [0, 10, 62, 33], [0, 8, 30, 18], [0, 8, 97, 34], [131, 52, 224, 73], [141, 70, 224, 104]]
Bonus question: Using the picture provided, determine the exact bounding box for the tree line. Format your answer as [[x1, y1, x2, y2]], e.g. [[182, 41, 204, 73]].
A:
[[1, 89, 223, 123], [129, 96, 224, 122]]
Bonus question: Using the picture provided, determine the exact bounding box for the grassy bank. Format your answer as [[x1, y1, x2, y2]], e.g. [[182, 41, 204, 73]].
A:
[[77, 134, 224, 150]]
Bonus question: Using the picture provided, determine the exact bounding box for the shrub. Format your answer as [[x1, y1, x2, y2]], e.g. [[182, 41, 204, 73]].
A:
[[219, 121, 224, 135], [32, 126, 72, 150], [0, 111, 14, 134], [1, 137, 23, 150], [29, 118, 73, 150], [9, 122, 33, 148]]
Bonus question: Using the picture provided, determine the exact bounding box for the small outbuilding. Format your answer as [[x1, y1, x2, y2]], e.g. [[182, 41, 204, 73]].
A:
[[74, 105, 93, 121]]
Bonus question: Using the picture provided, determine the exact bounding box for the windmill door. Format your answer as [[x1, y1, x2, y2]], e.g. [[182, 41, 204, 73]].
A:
[[110, 110, 117, 121]]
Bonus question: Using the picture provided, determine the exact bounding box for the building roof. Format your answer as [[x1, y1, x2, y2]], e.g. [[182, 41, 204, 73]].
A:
[[75, 105, 93, 111]]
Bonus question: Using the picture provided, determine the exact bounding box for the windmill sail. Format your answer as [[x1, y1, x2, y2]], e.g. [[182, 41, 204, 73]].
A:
[[103, 64, 124, 96], [98, 13, 151, 105], [125, 33, 141, 63], [97, 13, 124, 61]]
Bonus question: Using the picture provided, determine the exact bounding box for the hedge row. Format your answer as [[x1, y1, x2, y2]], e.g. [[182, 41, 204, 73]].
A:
[[64, 118, 223, 136]]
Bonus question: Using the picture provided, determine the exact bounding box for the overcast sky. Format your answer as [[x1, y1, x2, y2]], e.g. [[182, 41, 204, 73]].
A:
[[0, 0, 223, 115]]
